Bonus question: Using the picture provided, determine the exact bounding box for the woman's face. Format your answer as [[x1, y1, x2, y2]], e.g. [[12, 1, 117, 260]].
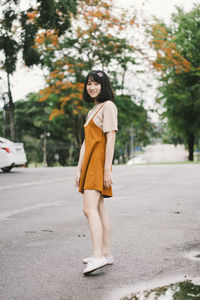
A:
[[86, 77, 101, 99]]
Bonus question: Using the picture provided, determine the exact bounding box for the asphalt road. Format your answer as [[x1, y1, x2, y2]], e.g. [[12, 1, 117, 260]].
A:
[[0, 164, 200, 300], [136, 143, 188, 163]]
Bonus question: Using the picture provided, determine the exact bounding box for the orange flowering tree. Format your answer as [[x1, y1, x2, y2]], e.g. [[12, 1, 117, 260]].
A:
[[149, 23, 191, 74], [0, 0, 78, 141], [35, 0, 144, 146], [149, 5, 200, 160]]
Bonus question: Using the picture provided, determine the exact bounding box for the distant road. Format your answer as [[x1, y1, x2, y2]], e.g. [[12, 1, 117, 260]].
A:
[[138, 143, 188, 162]]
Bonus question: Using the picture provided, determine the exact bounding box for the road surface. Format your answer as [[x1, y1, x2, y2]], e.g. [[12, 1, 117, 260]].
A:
[[0, 164, 200, 300], [136, 143, 188, 163]]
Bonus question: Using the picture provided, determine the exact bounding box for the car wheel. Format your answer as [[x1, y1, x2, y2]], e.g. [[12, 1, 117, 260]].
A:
[[1, 166, 13, 172]]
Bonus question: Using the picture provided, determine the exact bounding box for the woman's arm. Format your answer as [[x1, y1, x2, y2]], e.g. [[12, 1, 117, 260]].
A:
[[104, 131, 116, 188], [75, 140, 85, 187]]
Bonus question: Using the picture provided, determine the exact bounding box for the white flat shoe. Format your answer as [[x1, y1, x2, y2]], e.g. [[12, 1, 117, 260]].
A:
[[83, 257, 108, 274], [83, 255, 114, 265]]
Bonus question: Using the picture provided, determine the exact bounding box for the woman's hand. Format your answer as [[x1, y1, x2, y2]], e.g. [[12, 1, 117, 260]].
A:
[[76, 140, 85, 188], [103, 169, 113, 189], [104, 131, 115, 189], [75, 169, 81, 188]]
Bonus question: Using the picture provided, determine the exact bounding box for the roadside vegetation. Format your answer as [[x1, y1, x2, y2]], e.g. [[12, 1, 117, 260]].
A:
[[0, 0, 200, 165]]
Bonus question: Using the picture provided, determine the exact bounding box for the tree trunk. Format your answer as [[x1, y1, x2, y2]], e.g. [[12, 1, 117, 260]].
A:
[[2, 94, 8, 138], [129, 126, 134, 158], [187, 133, 194, 161], [7, 72, 16, 141]]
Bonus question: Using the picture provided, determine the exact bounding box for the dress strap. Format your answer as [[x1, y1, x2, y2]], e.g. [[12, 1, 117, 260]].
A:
[[92, 103, 105, 120], [87, 109, 92, 118]]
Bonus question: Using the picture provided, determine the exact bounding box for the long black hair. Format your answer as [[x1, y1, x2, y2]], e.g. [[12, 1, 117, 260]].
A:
[[83, 70, 115, 103]]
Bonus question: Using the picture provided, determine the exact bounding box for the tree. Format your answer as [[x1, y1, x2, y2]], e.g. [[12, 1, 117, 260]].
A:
[[36, 0, 140, 147], [115, 95, 152, 162], [150, 4, 200, 160], [13, 93, 79, 166], [0, 0, 78, 141], [0, 0, 154, 166], [10, 92, 152, 165]]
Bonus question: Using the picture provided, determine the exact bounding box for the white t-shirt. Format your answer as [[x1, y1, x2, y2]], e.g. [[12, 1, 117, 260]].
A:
[[85, 101, 118, 133]]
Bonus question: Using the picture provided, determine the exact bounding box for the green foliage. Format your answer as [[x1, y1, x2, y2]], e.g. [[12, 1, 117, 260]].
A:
[[115, 95, 152, 162], [0, 0, 78, 73], [0, 35, 19, 74], [10, 91, 153, 166], [0, 0, 154, 165], [151, 4, 200, 160], [158, 122, 184, 145], [0, 0, 78, 141], [14, 93, 79, 166], [36, 0, 141, 151]]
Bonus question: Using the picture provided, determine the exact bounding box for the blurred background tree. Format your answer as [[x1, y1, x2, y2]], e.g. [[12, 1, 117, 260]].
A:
[[0, 0, 169, 166], [13, 92, 79, 166], [150, 4, 200, 160], [37, 0, 139, 146], [32, 0, 153, 164], [0, 0, 78, 141]]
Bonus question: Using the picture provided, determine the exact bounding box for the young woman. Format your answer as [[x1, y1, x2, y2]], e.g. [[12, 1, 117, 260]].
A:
[[75, 70, 118, 275]]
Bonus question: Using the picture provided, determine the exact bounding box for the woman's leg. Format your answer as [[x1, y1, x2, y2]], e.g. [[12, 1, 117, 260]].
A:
[[83, 190, 103, 258], [98, 195, 112, 257]]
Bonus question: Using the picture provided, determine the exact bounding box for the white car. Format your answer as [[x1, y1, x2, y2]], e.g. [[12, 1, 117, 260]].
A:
[[0, 137, 27, 172]]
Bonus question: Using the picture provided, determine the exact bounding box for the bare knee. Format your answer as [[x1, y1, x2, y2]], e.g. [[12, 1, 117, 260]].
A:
[[83, 206, 96, 218], [83, 190, 100, 217], [83, 206, 88, 217]]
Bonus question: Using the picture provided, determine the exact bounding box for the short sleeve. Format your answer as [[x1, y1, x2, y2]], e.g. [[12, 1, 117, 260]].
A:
[[102, 101, 118, 133]]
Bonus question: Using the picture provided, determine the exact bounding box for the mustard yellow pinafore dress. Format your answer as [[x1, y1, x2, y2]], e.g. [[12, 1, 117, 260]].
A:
[[79, 104, 112, 198]]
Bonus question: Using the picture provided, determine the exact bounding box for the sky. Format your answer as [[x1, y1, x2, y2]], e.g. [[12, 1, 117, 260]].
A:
[[116, 0, 198, 23], [0, 0, 199, 114]]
